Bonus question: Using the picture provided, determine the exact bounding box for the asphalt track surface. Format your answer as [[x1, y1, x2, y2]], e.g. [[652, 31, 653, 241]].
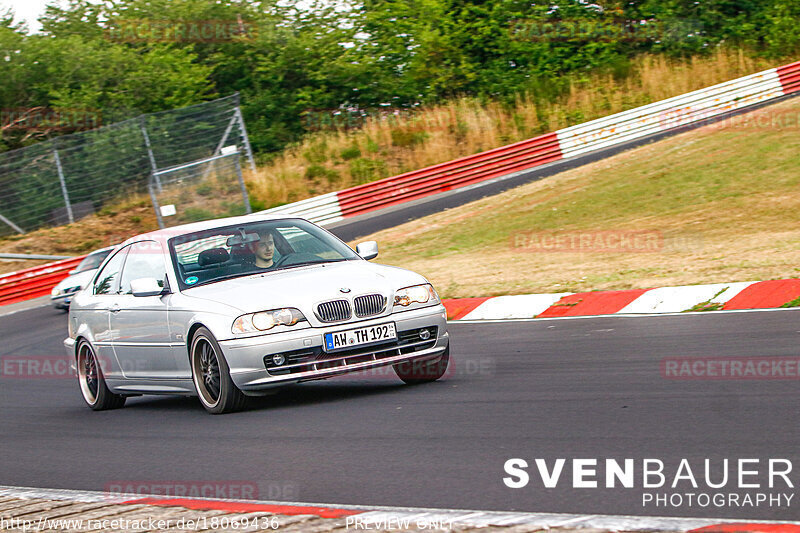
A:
[[1, 304, 799, 520]]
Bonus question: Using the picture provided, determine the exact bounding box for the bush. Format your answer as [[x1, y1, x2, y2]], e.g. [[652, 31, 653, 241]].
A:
[[249, 198, 267, 211], [302, 142, 328, 163], [305, 164, 340, 184], [196, 183, 214, 196], [180, 207, 214, 223], [340, 145, 362, 160], [390, 127, 429, 147], [349, 158, 388, 184]]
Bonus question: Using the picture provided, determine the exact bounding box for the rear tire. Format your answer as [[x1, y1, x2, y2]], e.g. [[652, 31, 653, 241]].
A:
[[394, 345, 450, 385], [77, 340, 125, 411], [190, 327, 247, 414]]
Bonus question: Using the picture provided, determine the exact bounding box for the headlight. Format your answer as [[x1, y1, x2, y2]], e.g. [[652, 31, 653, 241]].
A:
[[232, 308, 306, 334], [393, 284, 439, 307], [51, 287, 61, 297]]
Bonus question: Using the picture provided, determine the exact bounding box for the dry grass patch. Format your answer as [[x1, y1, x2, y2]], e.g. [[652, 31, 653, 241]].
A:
[[246, 49, 793, 209], [0, 196, 158, 275]]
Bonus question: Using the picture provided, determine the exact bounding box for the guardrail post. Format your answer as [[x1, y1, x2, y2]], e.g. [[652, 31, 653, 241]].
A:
[[234, 155, 252, 214], [148, 181, 165, 229], [0, 213, 25, 234], [234, 100, 257, 174], [52, 147, 74, 224], [214, 113, 238, 157], [140, 117, 162, 192]]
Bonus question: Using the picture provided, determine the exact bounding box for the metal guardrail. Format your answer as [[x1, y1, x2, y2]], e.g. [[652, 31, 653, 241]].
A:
[[0, 253, 75, 261], [261, 59, 800, 225], [0, 255, 86, 306]]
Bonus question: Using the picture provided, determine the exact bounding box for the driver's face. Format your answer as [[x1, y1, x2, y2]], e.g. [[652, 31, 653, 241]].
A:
[[254, 233, 274, 261]]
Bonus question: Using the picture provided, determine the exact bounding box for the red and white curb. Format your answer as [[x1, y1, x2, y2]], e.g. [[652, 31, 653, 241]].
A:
[[443, 279, 800, 320], [1, 485, 799, 532]]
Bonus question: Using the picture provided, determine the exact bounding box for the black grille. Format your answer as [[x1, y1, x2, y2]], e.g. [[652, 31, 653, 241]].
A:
[[316, 299, 352, 322], [354, 294, 386, 318], [264, 327, 438, 376]]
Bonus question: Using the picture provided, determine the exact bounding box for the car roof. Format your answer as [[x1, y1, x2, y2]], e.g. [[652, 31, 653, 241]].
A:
[[87, 245, 118, 256], [121, 213, 306, 246]]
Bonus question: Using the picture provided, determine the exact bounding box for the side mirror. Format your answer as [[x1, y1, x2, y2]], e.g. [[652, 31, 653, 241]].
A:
[[68, 269, 78, 275], [131, 278, 168, 297], [356, 241, 379, 261]]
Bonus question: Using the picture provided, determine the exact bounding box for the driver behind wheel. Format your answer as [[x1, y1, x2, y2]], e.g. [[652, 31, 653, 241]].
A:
[[249, 229, 277, 269]]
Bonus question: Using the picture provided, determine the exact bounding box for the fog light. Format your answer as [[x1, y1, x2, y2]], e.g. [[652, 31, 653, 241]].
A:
[[272, 354, 286, 366], [419, 329, 431, 340]]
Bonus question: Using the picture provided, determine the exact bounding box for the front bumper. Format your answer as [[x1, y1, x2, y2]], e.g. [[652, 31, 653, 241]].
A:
[[51, 289, 80, 309], [219, 304, 449, 391]]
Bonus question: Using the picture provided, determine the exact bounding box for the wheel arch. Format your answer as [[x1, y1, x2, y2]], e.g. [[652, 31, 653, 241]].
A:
[[186, 322, 208, 358]]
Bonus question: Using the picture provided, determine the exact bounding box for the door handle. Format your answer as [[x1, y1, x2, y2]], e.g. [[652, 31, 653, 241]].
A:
[[109, 304, 121, 313]]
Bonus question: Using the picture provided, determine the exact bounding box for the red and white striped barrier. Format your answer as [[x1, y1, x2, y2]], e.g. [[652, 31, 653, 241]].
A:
[[443, 279, 800, 320], [262, 60, 800, 225], [0, 255, 85, 306]]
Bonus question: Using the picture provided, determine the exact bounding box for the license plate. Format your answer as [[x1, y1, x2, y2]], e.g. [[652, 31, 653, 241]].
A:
[[324, 323, 397, 352]]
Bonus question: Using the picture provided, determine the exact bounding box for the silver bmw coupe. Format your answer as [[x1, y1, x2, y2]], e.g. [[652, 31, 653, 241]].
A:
[[64, 214, 450, 414]]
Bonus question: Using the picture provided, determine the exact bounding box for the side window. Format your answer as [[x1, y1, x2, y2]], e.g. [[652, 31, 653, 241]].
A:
[[93, 247, 128, 295], [119, 241, 167, 295]]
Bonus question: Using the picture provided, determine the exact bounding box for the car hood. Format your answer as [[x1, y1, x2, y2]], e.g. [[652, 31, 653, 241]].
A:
[[54, 269, 96, 292], [181, 260, 427, 316]]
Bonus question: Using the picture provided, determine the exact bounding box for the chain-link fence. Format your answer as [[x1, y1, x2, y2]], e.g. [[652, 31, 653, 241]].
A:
[[0, 94, 256, 236], [149, 149, 251, 228]]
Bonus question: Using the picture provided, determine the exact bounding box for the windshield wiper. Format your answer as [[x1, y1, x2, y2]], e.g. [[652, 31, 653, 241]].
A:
[[189, 271, 256, 288]]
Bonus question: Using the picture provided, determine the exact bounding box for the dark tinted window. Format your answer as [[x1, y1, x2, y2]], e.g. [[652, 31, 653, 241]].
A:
[[93, 247, 128, 295], [119, 241, 167, 295]]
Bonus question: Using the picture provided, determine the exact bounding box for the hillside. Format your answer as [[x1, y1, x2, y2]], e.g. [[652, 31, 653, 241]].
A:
[[0, 51, 797, 282], [349, 97, 800, 298]]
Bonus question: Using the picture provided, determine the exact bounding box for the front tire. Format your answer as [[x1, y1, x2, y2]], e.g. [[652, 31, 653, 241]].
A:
[[394, 345, 450, 385], [190, 327, 247, 414], [77, 340, 125, 410]]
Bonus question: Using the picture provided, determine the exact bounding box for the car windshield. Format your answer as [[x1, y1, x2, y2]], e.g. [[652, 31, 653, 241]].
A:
[[168, 219, 360, 289], [74, 249, 113, 273]]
